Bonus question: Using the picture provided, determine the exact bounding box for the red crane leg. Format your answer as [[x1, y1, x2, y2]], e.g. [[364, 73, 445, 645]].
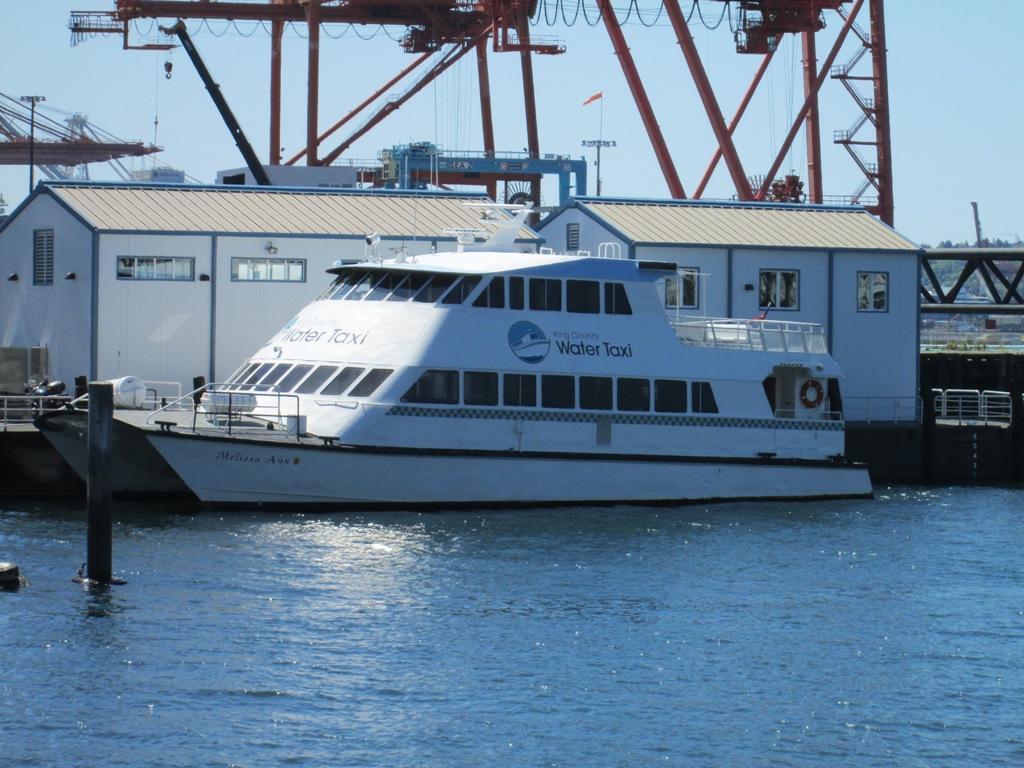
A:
[[305, 0, 320, 165], [803, 30, 823, 204], [269, 19, 283, 165], [286, 51, 433, 166], [516, 17, 541, 204], [477, 35, 498, 200], [693, 51, 773, 199], [870, 0, 894, 225], [757, 0, 865, 200], [596, 0, 685, 198], [319, 30, 489, 165], [664, 0, 750, 200]]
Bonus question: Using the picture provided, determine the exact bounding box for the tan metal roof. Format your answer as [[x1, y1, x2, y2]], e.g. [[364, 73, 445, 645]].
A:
[[579, 200, 918, 251], [44, 183, 537, 240]]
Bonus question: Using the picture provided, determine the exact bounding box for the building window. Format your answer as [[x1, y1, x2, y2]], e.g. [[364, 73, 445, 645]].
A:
[[33, 230, 54, 285], [567, 222, 580, 251], [857, 271, 889, 312], [759, 269, 799, 310], [665, 268, 699, 309], [118, 256, 195, 281], [231, 257, 305, 282]]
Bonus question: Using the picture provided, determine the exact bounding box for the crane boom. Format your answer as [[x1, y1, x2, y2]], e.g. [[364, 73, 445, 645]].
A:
[[160, 19, 272, 186]]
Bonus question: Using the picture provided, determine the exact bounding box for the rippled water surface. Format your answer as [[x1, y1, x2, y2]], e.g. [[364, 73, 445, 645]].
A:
[[3, 487, 1024, 767]]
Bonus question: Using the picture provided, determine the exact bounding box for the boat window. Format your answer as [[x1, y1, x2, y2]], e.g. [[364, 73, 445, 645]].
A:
[[503, 373, 536, 407], [541, 375, 575, 409], [389, 272, 430, 301], [530, 278, 562, 311], [473, 277, 505, 308], [243, 363, 274, 386], [605, 283, 633, 315], [320, 366, 365, 396], [654, 379, 687, 413], [509, 276, 525, 310], [364, 271, 407, 301], [442, 275, 482, 305], [402, 370, 459, 404], [617, 378, 650, 412], [258, 363, 292, 388], [464, 371, 498, 405], [350, 368, 394, 398], [413, 274, 458, 303], [692, 381, 719, 413], [579, 376, 613, 410], [343, 271, 378, 300], [329, 269, 367, 300], [227, 363, 260, 387], [277, 364, 314, 392], [567, 280, 601, 314], [294, 365, 337, 394]]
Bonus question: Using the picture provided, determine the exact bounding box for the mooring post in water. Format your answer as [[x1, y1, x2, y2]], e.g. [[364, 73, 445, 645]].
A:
[[83, 381, 122, 585]]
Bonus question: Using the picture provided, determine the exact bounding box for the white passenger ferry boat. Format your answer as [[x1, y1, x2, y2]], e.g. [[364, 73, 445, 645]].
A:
[[141, 210, 871, 508]]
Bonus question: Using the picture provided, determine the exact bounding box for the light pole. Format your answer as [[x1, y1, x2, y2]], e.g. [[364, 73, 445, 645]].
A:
[[20, 95, 45, 194], [581, 139, 616, 196]]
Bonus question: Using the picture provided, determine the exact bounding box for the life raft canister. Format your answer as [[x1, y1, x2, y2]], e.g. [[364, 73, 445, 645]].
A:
[[800, 379, 824, 409]]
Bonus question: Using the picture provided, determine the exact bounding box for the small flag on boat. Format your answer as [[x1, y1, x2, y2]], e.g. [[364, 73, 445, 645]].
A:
[[583, 91, 603, 106]]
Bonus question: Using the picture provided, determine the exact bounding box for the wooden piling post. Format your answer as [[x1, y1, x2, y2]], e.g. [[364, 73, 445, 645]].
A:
[[84, 381, 121, 585]]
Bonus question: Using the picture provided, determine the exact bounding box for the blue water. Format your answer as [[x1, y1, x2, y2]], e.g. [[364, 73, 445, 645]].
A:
[[2, 487, 1023, 767]]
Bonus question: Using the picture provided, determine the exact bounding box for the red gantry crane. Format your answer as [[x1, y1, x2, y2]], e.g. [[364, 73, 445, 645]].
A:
[[69, 0, 894, 225]]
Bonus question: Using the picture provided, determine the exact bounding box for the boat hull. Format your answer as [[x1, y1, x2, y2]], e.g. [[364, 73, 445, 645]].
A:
[[34, 409, 192, 497], [146, 431, 872, 509]]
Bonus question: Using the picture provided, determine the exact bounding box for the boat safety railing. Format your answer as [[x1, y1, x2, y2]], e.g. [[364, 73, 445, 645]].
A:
[[774, 401, 844, 422], [0, 393, 74, 429], [670, 317, 829, 355], [148, 383, 306, 438], [843, 397, 925, 428], [842, 396, 923, 424], [932, 389, 1013, 426]]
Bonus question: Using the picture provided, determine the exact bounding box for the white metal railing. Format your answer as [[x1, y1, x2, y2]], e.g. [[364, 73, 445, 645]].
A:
[[0, 394, 74, 429], [147, 383, 306, 438], [670, 316, 830, 354], [842, 396, 923, 424], [932, 389, 1013, 426]]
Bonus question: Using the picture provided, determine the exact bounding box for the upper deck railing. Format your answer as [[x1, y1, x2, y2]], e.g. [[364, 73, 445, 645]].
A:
[[670, 317, 830, 355]]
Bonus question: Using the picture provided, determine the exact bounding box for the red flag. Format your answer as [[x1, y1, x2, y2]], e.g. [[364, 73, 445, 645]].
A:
[[582, 91, 603, 106]]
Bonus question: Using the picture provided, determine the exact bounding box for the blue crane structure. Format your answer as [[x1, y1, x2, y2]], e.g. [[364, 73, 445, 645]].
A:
[[379, 142, 586, 206]]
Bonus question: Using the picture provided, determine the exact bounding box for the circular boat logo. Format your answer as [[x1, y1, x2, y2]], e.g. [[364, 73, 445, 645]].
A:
[[508, 321, 550, 364]]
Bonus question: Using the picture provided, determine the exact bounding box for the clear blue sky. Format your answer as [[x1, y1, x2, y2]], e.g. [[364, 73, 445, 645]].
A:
[[2, 1, 1021, 246]]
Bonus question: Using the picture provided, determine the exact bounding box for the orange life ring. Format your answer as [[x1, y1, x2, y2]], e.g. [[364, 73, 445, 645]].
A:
[[800, 380, 824, 409]]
